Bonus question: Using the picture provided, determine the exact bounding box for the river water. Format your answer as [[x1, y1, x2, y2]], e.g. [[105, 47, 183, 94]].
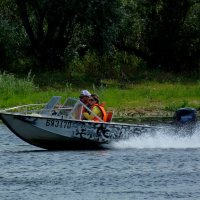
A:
[[1, 123, 200, 200]]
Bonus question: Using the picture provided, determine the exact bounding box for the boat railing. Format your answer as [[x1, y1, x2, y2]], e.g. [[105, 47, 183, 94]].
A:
[[1, 104, 46, 115], [0, 97, 105, 122]]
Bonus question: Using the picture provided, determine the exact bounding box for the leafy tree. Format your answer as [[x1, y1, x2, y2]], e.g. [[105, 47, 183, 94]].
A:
[[0, 0, 26, 72], [15, 0, 121, 72], [142, 0, 200, 72], [15, 0, 80, 70], [116, 0, 200, 73], [85, 0, 121, 56], [0, 41, 6, 70], [81, 0, 122, 80], [178, 1, 200, 72]]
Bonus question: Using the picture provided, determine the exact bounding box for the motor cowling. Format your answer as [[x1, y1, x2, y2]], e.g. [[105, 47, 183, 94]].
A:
[[173, 107, 197, 124]]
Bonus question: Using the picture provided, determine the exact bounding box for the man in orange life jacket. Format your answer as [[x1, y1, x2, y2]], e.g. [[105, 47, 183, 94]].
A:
[[83, 94, 107, 122]]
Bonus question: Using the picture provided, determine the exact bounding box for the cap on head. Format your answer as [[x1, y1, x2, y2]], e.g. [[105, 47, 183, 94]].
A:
[[80, 90, 91, 97]]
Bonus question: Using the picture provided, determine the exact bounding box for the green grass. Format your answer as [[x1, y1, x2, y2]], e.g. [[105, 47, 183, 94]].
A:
[[1, 73, 200, 117], [97, 83, 200, 116]]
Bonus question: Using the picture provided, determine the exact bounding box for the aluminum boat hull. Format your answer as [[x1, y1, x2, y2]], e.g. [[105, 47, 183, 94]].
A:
[[0, 112, 157, 150]]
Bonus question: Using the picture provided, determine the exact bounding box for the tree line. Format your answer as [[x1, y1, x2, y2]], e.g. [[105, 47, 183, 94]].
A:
[[0, 0, 200, 81]]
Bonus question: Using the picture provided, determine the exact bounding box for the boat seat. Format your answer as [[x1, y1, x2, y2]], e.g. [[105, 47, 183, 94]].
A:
[[40, 96, 62, 115], [106, 111, 113, 122]]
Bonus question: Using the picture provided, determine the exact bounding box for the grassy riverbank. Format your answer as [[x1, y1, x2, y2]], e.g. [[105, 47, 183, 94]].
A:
[[1, 72, 200, 118]]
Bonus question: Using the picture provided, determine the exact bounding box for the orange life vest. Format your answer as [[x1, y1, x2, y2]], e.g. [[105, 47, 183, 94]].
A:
[[91, 104, 107, 122]]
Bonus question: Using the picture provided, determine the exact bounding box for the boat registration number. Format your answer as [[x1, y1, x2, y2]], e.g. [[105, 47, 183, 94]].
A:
[[46, 119, 71, 129]]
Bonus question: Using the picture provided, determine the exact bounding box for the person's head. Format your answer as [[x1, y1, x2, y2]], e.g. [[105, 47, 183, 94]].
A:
[[88, 94, 99, 106], [91, 94, 99, 104], [79, 90, 91, 104]]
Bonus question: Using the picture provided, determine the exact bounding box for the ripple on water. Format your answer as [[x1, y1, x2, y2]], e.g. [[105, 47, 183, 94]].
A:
[[1, 124, 200, 200]]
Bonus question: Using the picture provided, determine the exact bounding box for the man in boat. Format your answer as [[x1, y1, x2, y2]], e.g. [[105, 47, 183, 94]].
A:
[[74, 90, 91, 120], [79, 90, 91, 104], [82, 94, 107, 122]]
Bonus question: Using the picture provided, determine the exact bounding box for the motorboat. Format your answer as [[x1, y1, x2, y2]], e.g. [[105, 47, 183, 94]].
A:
[[0, 96, 159, 150]]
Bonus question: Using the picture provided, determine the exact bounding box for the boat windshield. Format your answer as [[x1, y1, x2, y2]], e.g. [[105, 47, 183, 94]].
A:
[[0, 97, 103, 122], [55, 97, 103, 122]]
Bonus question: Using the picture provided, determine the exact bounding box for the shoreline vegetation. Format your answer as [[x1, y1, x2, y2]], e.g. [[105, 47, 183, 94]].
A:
[[0, 72, 200, 122], [1, 1, 200, 124]]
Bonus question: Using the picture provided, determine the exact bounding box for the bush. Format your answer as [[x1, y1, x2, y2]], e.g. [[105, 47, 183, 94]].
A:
[[0, 71, 37, 97]]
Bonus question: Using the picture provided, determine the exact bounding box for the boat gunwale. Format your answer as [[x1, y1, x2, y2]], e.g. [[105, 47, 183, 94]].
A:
[[0, 111, 157, 129], [0, 103, 46, 112]]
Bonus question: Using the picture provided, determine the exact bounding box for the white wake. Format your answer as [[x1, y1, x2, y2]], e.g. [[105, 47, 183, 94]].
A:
[[111, 127, 200, 149]]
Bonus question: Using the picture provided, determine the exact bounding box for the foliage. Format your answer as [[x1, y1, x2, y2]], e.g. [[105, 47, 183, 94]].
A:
[[141, 0, 200, 72], [0, 0, 31, 72], [0, 0, 200, 80], [12, 0, 121, 72], [116, 0, 200, 73], [84, 0, 121, 56], [0, 72, 37, 107], [1, 74, 200, 117]]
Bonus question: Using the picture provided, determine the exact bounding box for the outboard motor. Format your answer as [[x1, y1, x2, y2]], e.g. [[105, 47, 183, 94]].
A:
[[173, 107, 197, 125]]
